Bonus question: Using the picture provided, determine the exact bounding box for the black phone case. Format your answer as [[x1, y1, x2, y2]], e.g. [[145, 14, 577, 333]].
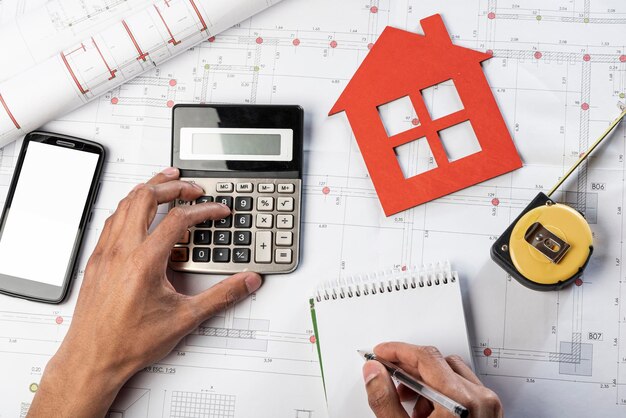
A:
[[0, 131, 106, 303]]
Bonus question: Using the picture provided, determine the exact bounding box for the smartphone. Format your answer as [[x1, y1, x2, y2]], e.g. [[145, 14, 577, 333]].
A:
[[0, 132, 105, 303]]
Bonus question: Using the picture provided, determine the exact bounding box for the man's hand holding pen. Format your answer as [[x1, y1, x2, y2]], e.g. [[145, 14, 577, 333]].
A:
[[363, 343, 503, 418]]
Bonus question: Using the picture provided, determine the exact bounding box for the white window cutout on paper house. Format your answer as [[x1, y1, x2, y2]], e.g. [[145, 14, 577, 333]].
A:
[[377, 95, 420, 137]]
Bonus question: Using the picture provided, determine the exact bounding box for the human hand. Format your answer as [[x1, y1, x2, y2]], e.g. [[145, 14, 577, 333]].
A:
[[363, 343, 502, 418], [28, 167, 262, 418]]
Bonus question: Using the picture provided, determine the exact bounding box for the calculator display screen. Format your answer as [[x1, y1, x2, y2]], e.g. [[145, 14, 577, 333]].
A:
[[192, 133, 281, 156], [0, 141, 99, 287], [181, 128, 293, 161], [172, 105, 303, 175]]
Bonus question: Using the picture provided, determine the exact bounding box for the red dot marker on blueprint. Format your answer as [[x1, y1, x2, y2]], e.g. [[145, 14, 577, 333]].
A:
[[491, 198, 500, 206], [575, 278, 583, 286], [486, 49, 494, 56], [208, 36, 216, 43], [534, 51, 542, 59], [293, 38, 300, 46], [309, 335, 316, 344], [583, 54, 591, 62], [55, 316, 64, 325], [167, 100, 175, 108], [483, 348, 492, 357], [581, 103, 589, 110], [322, 186, 330, 195], [330, 40, 338, 48], [256, 37, 263, 44], [111, 97, 119, 105], [370, 6, 378, 14], [488, 12, 496, 19], [621, 55, 626, 62], [367, 43, 374, 50], [169, 79, 177, 87], [411, 118, 420, 126]]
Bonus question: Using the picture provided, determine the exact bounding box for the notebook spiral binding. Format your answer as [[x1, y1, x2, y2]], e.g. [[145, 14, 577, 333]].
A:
[[314, 261, 457, 302]]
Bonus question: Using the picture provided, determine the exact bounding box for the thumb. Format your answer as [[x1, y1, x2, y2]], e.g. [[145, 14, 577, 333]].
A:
[[363, 361, 410, 418], [188, 272, 263, 325]]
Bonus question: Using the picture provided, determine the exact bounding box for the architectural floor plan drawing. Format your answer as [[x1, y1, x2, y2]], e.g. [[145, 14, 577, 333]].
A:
[[0, 0, 153, 82], [0, 0, 284, 147], [1, 0, 626, 417]]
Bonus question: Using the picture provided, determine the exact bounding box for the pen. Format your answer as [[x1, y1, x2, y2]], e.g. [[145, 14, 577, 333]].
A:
[[358, 350, 469, 418]]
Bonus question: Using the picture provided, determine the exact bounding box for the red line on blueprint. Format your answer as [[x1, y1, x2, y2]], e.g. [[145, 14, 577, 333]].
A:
[[154, 5, 181, 45], [122, 20, 149, 61], [0, 94, 21, 129], [92, 37, 117, 80], [66, 43, 87, 55], [60, 52, 90, 94], [188, 0, 208, 32]]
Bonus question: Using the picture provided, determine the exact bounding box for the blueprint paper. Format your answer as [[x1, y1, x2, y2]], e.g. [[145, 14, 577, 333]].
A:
[[0, 0, 283, 148], [0, 0, 46, 24], [0, 0, 153, 82], [0, 0, 626, 417]]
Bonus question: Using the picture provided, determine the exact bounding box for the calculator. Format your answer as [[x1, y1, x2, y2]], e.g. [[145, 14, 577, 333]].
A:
[[169, 104, 303, 275]]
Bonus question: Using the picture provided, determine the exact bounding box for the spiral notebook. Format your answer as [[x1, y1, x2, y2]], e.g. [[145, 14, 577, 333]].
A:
[[310, 262, 473, 418]]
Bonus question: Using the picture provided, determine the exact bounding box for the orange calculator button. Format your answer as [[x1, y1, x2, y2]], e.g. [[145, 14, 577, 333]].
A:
[[170, 247, 189, 262]]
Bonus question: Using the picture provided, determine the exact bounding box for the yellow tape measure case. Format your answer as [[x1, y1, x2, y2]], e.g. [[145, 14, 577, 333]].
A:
[[490, 193, 593, 291]]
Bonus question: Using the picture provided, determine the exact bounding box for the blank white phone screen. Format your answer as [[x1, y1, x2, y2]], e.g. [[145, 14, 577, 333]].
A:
[[0, 141, 98, 287]]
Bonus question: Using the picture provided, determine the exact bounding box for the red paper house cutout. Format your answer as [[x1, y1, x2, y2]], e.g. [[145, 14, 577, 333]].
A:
[[329, 14, 522, 216]]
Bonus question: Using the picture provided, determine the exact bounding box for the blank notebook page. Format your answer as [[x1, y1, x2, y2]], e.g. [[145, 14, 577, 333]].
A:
[[312, 264, 472, 418]]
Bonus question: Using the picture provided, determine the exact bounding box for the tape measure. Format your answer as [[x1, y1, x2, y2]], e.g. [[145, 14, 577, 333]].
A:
[[491, 106, 626, 291]]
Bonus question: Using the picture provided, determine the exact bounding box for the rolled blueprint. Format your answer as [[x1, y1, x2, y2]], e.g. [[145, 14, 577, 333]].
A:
[[0, 0, 153, 83], [0, 0, 283, 148]]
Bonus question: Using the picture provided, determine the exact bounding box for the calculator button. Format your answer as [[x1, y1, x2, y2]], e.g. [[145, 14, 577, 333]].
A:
[[277, 197, 294, 212], [216, 182, 234, 192], [233, 248, 251, 263], [214, 230, 232, 245], [170, 247, 189, 262], [276, 214, 294, 229], [177, 230, 190, 245], [215, 215, 232, 228], [255, 231, 272, 263], [275, 249, 293, 264], [258, 184, 275, 193], [275, 231, 293, 246], [196, 219, 213, 228], [234, 214, 252, 228], [256, 214, 273, 228], [278, 184, 295, 193], [193, 247, 210, 262], [257, 197, 274, 211], [235, 197, 253, 211], [236, 183, 253, 193], [234, 231, 252, 245], [212, 248, 230, 263], [196, 196, 213, 205], [195, 199, 215, 227], [215, 196, 233, 209], [193, 230, 212, 245]]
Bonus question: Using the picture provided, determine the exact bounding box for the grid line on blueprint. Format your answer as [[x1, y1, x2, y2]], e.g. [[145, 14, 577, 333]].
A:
[[169, 391, 236, 418]]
